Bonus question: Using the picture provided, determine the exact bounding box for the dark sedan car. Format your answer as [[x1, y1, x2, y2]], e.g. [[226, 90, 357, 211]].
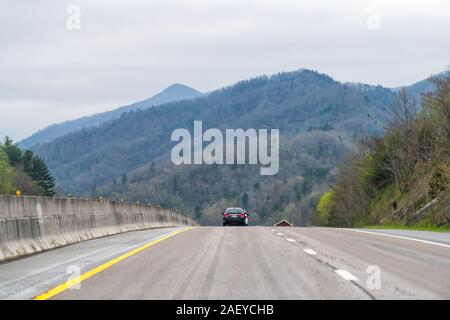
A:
[[222, 207, 249, 226]]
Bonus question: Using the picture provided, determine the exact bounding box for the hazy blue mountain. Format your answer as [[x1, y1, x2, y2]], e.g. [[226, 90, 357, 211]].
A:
[[19, 84, 202, 149], [345, 70, 450, 105], [391, 70, 450, 100]]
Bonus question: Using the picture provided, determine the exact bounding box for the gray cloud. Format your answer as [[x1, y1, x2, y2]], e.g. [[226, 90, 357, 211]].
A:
[[1, 0, 449, 140]]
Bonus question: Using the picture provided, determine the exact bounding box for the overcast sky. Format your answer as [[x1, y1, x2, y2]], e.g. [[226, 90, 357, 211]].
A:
[[1, 0, 449, 141]]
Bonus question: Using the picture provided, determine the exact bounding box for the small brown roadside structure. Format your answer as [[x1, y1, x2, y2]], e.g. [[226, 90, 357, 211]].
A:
[[273, 220, 294, 227]]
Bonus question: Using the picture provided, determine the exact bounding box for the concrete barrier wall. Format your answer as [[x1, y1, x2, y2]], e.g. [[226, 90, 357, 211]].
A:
[[0, 195, 196, 262]]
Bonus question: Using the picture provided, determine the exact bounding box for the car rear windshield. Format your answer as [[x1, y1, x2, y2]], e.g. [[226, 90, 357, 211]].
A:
[[225, 208, 243, 214]]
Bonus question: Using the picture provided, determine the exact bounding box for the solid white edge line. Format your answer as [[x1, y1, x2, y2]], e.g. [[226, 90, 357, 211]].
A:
[[304, 248, 317, 255], [335, 270, 359, 281], [343, 228, 450, 249]]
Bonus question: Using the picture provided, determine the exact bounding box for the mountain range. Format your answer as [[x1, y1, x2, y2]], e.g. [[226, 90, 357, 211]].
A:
[[19, 84, 202, 149], [28, 69, 446, 225]]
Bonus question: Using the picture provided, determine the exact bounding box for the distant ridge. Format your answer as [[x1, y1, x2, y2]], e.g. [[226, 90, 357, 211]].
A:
[[391, 70, 450, 99], [19, 84, 202, 149], [31, 67, 447, 226]]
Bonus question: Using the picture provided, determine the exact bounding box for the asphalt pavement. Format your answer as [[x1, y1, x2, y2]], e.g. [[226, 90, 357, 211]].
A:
[[0, 226, 449, 300]]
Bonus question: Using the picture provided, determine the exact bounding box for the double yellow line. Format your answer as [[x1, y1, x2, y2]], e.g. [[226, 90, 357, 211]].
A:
[[33, 227, 194, 300]]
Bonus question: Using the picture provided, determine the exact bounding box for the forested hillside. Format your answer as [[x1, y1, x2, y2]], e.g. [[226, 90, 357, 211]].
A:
[[311, 76, 450, 229], [32, 69, 400, 225], [103, 131, 356, 225], [0, 137, 55, 196]]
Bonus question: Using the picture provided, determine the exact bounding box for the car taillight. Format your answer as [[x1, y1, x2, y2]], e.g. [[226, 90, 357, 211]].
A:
[[224, 213, 230, 217], [240, 213, 245, 218]]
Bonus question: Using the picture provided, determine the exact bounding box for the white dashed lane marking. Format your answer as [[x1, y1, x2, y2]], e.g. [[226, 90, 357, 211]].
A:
[[335, 270, 359, 281], [303, 249, 317, 256], [264, 229, 361, 287]]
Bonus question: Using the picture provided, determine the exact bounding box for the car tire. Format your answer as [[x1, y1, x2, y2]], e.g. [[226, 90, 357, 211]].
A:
[[223, 222, 227, 227]]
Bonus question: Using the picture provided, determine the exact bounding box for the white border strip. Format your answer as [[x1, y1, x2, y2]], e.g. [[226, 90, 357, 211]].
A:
[[343, 229, 450, 249], [335, 270, 359, 281], [304, 249, 317, 256]]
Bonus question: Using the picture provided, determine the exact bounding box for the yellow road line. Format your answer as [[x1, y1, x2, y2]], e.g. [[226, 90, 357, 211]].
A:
[[33, 227, 194, 300]]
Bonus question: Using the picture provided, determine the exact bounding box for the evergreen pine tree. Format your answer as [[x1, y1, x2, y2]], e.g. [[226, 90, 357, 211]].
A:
[[1, 137, 56, 197], [30, 156, 55, 197], [2, 137, 23, 166]]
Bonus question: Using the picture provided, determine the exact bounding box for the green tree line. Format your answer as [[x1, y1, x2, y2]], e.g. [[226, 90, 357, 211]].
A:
[[0, 137, 55, 196]]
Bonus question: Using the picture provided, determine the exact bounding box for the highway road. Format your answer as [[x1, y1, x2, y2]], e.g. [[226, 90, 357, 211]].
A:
[[0, 226, 449, 300]]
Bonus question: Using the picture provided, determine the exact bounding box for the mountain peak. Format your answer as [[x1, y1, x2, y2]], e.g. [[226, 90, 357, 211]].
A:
[[19, 83, 203, 149], [155, 83, 202, 99], [139, 83, 202, 108], [166, 83, 194, 90]]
